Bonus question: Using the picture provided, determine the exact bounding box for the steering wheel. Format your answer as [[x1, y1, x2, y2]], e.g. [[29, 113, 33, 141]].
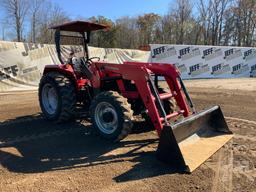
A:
[[80, 57, 100, 69], [88, 57, 101, 63]]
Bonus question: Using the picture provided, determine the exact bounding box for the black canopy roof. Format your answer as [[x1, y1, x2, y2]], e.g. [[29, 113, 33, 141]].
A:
[[50, 20, 108, 32]]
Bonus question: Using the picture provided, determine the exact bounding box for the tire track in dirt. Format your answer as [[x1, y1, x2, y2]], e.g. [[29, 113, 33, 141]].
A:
[[211, 117, 256, 192], [210, 142, 233, 192], [226, 117, 256, 126]]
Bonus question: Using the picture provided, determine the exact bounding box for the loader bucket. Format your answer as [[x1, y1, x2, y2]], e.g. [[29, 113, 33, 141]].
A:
[[156, 105, 233, 173]]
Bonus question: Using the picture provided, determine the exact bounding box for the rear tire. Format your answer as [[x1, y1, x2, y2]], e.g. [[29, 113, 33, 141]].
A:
[[90, 91, 133, 141], [39, 72, 76, 122]]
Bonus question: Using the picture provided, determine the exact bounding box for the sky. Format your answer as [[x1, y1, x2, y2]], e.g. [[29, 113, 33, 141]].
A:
[[0, 0, 173, 40], [51, 0, 172, 21]]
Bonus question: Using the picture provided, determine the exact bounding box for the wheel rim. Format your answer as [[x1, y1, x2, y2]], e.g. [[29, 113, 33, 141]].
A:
[[94, 102, 118, 135], [41, 83, 58, 115]]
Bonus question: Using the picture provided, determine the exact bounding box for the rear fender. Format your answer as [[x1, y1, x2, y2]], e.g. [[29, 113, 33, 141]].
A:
[[43, 64, 75, 76], [43, 64, 79, 89]]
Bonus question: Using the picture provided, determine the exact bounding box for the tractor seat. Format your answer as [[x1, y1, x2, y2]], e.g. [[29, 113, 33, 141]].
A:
[[69, 57, 93, 79]]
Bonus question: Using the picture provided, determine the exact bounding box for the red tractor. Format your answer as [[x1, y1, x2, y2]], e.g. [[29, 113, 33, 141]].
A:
[[39, 21, 233, 172]]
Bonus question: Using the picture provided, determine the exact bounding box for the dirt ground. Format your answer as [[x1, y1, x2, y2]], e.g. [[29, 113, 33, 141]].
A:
[[0, 79, 255, 192], [184, 78, 256, 91]]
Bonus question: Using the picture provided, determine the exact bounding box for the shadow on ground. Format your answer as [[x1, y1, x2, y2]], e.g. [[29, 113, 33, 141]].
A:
[[0, 114, 178, 182]]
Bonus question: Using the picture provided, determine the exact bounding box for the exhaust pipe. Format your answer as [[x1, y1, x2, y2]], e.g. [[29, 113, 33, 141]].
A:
[[156, 106, 233, 173]]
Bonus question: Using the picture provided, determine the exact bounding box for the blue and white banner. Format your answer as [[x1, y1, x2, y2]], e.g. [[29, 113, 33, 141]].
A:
[[150, 44, 256, 79]]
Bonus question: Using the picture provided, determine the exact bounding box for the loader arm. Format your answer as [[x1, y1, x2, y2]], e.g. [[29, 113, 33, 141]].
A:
[[93, 61, 233, 172], [93, 61, 188, 135]]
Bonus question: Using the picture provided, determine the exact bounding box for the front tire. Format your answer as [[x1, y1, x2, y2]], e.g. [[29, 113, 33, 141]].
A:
[[90, 91, 133, 141], [39, 72, 76, 122]]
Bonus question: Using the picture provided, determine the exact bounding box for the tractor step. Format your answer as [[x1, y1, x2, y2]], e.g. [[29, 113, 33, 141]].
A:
[[159, 92, 174, 100], [160, 110, 184, 122]]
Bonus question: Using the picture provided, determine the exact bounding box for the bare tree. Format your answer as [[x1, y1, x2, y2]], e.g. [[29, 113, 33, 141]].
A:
[[234, 0, 256, 46], [198, 0, 211, 44], [115, 17, 139, 48], [0, 20, 8, 40], [197, 0, 232, 45], [1, 0, 29, 41], [220, 0, 256, 46], [137, 13, 161, 45], [29, 0, 44, 43], [168, 0, 193, 44], [211, 0, 230, 45], [36, 2, 69, 43], [161, 15, 173, 44]]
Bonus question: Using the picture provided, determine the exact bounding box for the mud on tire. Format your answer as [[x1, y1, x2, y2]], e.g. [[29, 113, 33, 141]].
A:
[[39, 72, 76, 123], [90, 91, 133, 142]]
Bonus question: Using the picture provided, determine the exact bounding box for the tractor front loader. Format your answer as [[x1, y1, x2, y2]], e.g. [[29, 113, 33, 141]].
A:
[[39, 21, 233, 173]]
